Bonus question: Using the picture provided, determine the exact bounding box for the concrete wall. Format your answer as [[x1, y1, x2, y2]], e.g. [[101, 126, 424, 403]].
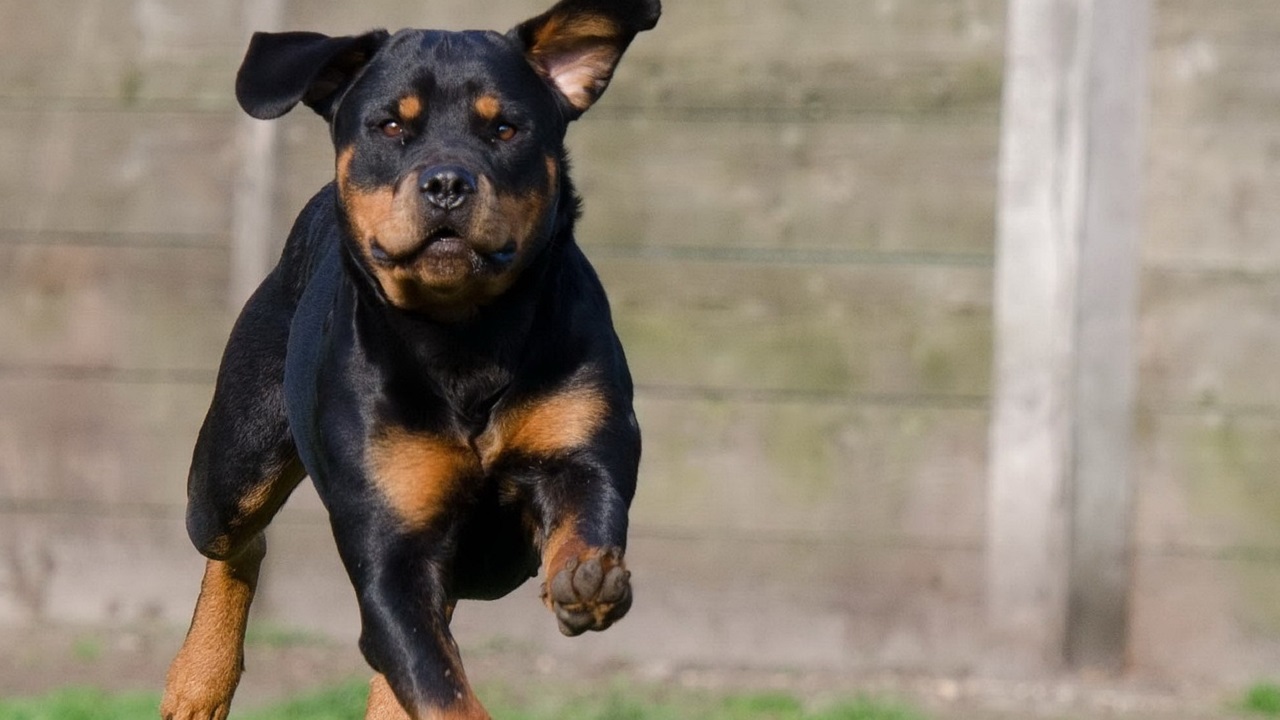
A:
[[0, 0, 1278, 684]]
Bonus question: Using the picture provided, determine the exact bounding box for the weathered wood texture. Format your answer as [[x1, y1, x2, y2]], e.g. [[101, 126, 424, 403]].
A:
[[0, 0, 1277, 683], [988, 0, 1149, 674]]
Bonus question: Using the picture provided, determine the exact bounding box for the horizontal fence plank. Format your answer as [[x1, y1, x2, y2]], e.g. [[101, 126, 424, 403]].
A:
[[6, 418, 1279, 670], [13, 500, 1280, 678], [0, 377, 989, 539], [288, 0, 1005, 116], [9, 0, 1280, 126], [1144, 122, 1280, 270], [602, 0, 1004, 117], [0, 244, 995, 400], [0, 244, 231, 373], [569, 120, 999, 256], [1152, 0, 1280, 122], [0, 229, 223, 250], [278, 117, 1000, 259], [1131, 551, 1280, 682], [451, 534, 986, 672], [2, 0, 1004, 119], [630, 394, 987, 545], [0, 507, 986, 673], [1137, 410, 1280, 552], [285, 0, 545, 35], [0, 0, 243, 106], [1139, 271, 1280, 410], [1151, 44, 1280, 124], [595, 258, 993, 397], [0, 377, 209, 509], [1157, 0, 1280, 42], [286, 0, 1003, 56], [0, 514, 203, 625], [0, 110, 236, 237]]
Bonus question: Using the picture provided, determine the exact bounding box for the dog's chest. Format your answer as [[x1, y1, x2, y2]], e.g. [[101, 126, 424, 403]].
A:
[[364, 383, 606, 529]]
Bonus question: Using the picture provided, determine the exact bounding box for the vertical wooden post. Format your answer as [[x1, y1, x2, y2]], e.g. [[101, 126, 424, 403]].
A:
[[987, 0, 1078, 671], [1065, 0, 1149, 672], [230, 0, 286, 312], [987, 0, 1149, 673]]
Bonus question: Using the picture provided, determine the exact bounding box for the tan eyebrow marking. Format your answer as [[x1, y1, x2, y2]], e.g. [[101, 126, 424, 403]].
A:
[[474, 94, 501, 122], [398, 94, 423, 121]]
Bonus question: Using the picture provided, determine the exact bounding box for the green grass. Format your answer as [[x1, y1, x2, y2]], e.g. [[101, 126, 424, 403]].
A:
[[0, 682, 925, 720], [1244, 682, 1280, 716], [239, 680, 369, 720], [0, 688, 158, 720], [243, 622, 333, 650]]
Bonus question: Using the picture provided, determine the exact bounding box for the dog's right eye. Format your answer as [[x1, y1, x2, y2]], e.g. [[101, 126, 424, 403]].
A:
[[378, 120, 405, 140]]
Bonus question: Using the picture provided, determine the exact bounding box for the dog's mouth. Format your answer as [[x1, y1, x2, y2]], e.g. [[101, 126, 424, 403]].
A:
[[370, 226, 517, 268]]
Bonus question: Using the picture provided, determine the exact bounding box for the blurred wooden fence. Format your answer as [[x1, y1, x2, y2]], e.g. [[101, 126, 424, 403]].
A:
[[1, 0, 1279, 684]]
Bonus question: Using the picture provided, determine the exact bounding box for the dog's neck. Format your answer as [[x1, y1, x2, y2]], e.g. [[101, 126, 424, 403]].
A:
[[310, 159, 583, 431], [339, 182, 580, 425]]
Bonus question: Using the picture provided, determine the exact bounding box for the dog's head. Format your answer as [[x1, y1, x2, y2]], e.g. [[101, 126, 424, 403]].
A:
[[235, 0, 660, 317]]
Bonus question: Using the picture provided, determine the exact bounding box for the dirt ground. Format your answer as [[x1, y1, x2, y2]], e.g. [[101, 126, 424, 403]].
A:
[[0, 625, 1255, 719]]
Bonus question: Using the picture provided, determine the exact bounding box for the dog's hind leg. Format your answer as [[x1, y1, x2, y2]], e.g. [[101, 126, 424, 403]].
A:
[[160, 535, 267, 720], [161, 270, 306, 720], [365, 674, 412, 720]]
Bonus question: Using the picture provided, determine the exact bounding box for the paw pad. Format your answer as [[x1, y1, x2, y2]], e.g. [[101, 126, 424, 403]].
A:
[[541, 547, 632, 636]]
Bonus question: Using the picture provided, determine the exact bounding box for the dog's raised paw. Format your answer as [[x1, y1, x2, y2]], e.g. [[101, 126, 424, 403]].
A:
[[541, 546, 632, 636]]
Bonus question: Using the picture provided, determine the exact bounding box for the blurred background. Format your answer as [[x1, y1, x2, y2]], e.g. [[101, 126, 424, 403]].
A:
[[1, 0, 1279, 715]]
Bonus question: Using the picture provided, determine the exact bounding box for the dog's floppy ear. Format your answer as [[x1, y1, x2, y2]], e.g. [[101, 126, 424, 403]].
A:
[[512, 0, 660, 119], [235, 30, 390, 121]]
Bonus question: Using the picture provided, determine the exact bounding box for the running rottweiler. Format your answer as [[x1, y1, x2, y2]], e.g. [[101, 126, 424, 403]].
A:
[[160, 1, 659, 718]]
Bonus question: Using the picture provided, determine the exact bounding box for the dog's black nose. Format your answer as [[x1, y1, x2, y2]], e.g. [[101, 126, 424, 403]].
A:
[[420, 166, 476, 211]]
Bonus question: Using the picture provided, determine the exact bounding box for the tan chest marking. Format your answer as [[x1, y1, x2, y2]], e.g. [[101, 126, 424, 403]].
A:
[[368, 428, 477, 529], [478, 385, 608, 467], [369, 386, 608, 529]]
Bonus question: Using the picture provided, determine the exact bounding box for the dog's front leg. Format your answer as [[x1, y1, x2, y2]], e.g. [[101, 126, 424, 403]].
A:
[[522, 409, 640, 637], [480, 379, 641, 637], [308, 501, 484, 720], [340, 527, 489, 720], [535, 477, 635, 637]]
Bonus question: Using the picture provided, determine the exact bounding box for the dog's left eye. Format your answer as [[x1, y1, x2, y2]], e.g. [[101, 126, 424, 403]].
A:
[[494, 123, 518, 142]]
